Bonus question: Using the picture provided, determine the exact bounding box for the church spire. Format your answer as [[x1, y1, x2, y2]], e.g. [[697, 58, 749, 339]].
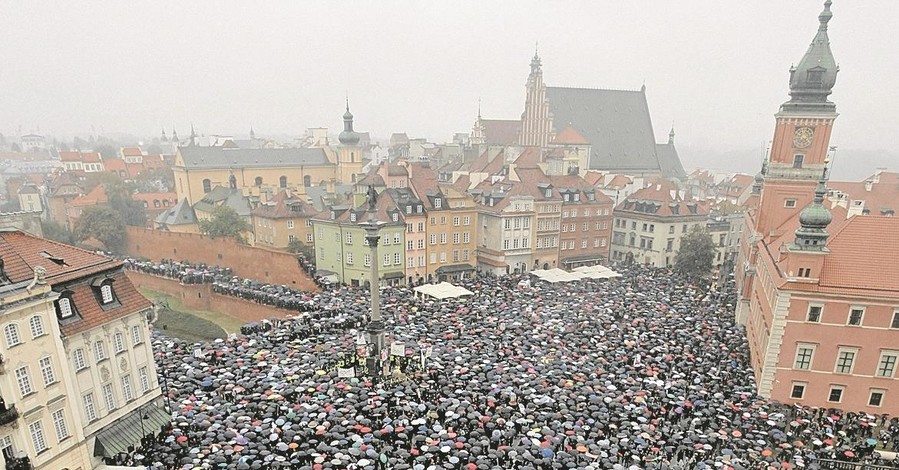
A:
[[530, 42, 542, 75], [339, 99, 360, 146], [161, 127, 168, 142], [668, 126, 675, 145], [189, 123, 197, 146], [785, 0, 838, 110]]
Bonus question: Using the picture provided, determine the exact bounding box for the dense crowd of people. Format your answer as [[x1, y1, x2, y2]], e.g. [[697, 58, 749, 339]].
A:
[[122, 260, 898, 469]]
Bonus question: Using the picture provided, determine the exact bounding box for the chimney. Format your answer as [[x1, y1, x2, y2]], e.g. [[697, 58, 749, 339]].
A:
[[864, 180, 873, 192]]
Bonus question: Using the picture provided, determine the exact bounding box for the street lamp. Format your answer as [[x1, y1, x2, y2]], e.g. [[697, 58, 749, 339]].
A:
[[359, 186, 388, 378]]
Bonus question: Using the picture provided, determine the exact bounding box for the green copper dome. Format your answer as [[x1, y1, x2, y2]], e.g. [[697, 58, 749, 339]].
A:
[[798, 201, 832, 228], [339, 102, 361, 146], [786, 1, 838, 109]]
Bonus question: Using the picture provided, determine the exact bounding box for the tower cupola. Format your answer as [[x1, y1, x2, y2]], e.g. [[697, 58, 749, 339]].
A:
[[338, 100, 361, 146], [785, 1, 838, 111], [794, 161, 833, 249]]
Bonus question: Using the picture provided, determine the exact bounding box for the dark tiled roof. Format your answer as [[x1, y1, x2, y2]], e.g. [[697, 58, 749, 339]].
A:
[[546, 87, 668, 174], [655, 143, 687, 179], [177, 146, 332, 169], [155, 198, 197, 225]]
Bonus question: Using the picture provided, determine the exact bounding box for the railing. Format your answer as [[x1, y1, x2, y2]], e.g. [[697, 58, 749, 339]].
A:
[[0, 404, 18, 426], [815, 459, 896, 470]]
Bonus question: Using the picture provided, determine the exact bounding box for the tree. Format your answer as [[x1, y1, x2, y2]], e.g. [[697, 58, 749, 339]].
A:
[[74, 206, 126, 252], [198, 206, 252, 243], [287, 238, 314, 257], [41, 220, 77, 245], [84, 173, 147, 227], [716, 200, 743, 216], [674, 225, 715, 280]]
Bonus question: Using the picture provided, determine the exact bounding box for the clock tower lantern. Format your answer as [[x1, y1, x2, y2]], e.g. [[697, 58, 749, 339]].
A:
[[756, 0, 838, 240]]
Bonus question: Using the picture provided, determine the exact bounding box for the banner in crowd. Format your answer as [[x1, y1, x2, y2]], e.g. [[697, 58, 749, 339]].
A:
[[338, 367, 355, 378], [390, 342, 405, 356]]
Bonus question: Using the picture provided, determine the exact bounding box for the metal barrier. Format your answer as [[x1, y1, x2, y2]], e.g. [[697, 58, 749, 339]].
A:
[[815, 459, 896, 470]]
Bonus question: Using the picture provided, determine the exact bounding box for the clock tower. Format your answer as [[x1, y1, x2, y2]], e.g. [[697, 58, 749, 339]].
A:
[[756, 0, 838, 240]]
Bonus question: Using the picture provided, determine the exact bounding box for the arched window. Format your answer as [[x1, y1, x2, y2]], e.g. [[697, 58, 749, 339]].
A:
[[303, 175, 311, 187], [3, 323, 21, 347], [202, 179, 212, 193], [279, 176, 287, 188], [153, 200, 161, 208], [255, 176, 263, 186], [57, 297, 75, 318], [100, 284, 115, 304]]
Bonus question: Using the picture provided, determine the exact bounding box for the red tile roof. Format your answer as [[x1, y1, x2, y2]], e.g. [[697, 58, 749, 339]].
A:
[[828, 171, 899, 216], [0, 231, 150, 335], [819, 215, 899, 294], [552, 127, 589, 145], [252, 190, 318, 219], [616, 179, 709, 217], [121, 147, 143, 157], [70, 185, 108, 207]]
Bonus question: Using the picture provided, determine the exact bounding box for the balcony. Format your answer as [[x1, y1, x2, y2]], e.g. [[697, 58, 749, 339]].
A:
[[0, 403, 19, 426]]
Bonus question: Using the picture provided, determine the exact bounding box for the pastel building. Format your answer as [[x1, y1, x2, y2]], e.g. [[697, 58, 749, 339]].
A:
[[736, 1, 899, 414]]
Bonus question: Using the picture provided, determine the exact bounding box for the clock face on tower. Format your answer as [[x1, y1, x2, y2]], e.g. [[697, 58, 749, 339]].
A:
[[793, 127, 814, 149]]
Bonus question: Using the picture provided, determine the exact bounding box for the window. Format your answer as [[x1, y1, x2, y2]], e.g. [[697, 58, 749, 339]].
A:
[[50, 409, 70, 443], [383, 253, 390, 266], [418, 255, 425, 265], [39, 357, 55, 386], [790, 383, 806, 400], [130, 325, 143, 345], [582, 240, 588, 249], [668, 225, 675, 234], [113, 332, 125, 353], [287, 220, 295, 229], [806, 305, 822, 322], [394, 253, 401, 265], [828, 386, 844, 403], [440, 252, 447, 263], [462, 250, 470, 260], [876, 352, 897, 378], [429, 253, 436, 264], [74, 348, 87, 371], [794, 345, 815, 370], [363, 254, 371, 267], [848, 308, 864, 326], [122, 374, 134, 402], [407, 240, 413, 250], [869, 390, 885, 407], [503, 239, 510, 250], [15, 366, 33, 396], [95, 340, 107, 361], [835, 349, 856, 374], [583, 223, 589, 232], [392, 213, 399, 222], [440, 216, 447, 225], [407, 257, 414, 268], [319, 247, 325, 260], [417, 239, 424, 249], [891, 311, 899, 329], [29, 421, 47, 454], [345, 232, 353, 244], [453, 233, 460, 244], [346, 252, 353, 265], [306, 233, 313, 243], [254, 176, 263, 186], [29, 316, 45, 338], [785, 199, 797, 208], [418, 222, 425, 232], [429, 234, 436, 245], [453, 217, 460, 226], [434, 198, 442, 209], [4, 323, 21, 347], [792, 154, 804, 169], [84, 393, 97, 421], [440, 233, 447, 244], [279, 175, 288, 188], [463, 216, 470, 225], [393, 233, 400, 245], [202, 179, 212, 193], [103, 383, 116, 411], [463, 232, 470, 244], [100, 284, 114, 304]]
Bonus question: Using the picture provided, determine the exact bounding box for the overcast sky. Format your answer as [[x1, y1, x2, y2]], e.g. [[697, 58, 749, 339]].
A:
[[1, 1, 896, 177]]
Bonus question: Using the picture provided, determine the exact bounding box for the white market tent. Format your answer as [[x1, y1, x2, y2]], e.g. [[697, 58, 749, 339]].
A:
[[532, 266, 622, 283], [414, 282, 474, 300]]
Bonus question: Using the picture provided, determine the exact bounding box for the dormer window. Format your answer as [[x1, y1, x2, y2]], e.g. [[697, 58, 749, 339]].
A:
[[807, 69, 824, 84], [417, 204, 423, 212], [434, 198, 442, 209], [392, 213, 399, 222], [55, 292, 78, 320], [91, 278, 119, 308], [573, 193, 580, 202], [330, 211, 336, 220], [350, 213, 357, 222], [563, 194, 570, 202], [587, 192, 595, 201], [406, 205, 412, 214], [544, 188, 552, 198]]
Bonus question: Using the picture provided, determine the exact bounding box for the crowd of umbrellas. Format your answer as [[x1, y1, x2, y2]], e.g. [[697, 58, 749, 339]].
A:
[[119, 259, 899, 469]]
